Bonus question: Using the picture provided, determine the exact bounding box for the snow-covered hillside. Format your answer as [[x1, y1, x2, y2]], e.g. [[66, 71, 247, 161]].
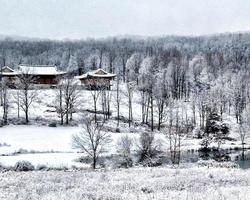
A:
[[0, 86, 249, 168]]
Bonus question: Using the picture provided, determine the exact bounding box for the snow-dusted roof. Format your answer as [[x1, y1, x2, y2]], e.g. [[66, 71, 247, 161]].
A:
[[76, 68, 116, 80], [18, 65, 66, 75], [1, 66, 15, 72], [1, 66, 19, 75]]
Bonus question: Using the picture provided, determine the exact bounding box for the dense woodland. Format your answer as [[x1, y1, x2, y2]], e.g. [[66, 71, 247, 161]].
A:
[[1, 33, 250, 165]]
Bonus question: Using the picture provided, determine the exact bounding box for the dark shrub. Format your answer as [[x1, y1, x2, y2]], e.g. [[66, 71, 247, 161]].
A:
[[36, 164, 49, 171], [137, 132, 158, 162], [77, 156, 92, 164], [141, 156, 163, 167], [118, 157, 133, 168], [0, 120, 3, 127], [14, 161, 35, 171], [115, 127, 120, 133], [48, 122, 57, 127]]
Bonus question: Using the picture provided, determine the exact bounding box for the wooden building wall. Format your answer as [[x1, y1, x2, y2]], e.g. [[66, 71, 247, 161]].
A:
[[80, 77, 114, 90]]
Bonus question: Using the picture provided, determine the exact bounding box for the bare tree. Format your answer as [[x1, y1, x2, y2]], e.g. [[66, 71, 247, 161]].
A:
[[138, 84, 148, 124], [138, 56, 158, 131], [0, 49, 7, 106], [72, 117, 111, 169], [191, 90, 198, 127], [97, 44, 107, 68], [197, 91, 208, 130], [136, 132, 159, 163], [55, 79, 65, 125], [123, 81, 136, 127], [113, 75, 122, 127], [90, 87, 102, 123], [165, 103, 187, 164], [12, 90, 21, 119], [101, 89, 111, 121], [107, 46, 117, 73], [239, 105, 250, 159], [154, 69, 169, 130], [233, 83, 247, 124], [116, 135, 133, 167], [2, 77, 10, 125], [239, 123, 247, 160], [0, 64, 3, 106], [15, 72, 37, 124], [62, 77, 80, 125], [119, 44, 132, 82]]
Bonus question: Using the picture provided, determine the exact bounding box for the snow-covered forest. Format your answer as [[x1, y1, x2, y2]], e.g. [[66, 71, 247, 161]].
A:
[[1, 33, 250, 199]]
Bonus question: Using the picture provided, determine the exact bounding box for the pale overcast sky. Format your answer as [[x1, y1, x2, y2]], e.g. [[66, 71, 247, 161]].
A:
[[0, 0, 250, 39]]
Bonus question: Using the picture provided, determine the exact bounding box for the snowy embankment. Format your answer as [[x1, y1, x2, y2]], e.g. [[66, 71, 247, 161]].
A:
[[0, 166, 249, 200]]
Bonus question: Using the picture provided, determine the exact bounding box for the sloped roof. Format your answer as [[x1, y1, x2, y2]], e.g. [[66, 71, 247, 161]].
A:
[[76, 68, 116, 80], [18, 65, 66, 75], [1, 66, 15, 73], [1, 66, 19, 75]]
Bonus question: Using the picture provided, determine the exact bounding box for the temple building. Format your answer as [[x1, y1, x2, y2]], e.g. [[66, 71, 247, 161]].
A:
[[1, 65, 66, 86], [75, 68, 116, 90]]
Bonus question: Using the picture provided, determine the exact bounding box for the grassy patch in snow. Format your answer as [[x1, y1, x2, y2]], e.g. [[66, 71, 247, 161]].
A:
[[0, 166, 249, 200]]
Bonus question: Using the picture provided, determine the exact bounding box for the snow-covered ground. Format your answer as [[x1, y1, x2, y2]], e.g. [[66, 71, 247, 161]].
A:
[[0, 126, 80, 154], [0, 125, 80, 168], [0, 165, 249, 200], [0, 125, 161, 168], [0, 123, 247, 168], [0, 88, 249, 168], [1, 88, 142, 124]]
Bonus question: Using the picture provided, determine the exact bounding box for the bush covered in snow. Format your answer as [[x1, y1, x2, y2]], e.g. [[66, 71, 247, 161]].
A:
[[197, 160, 239, 168], [14, 161, 35, 171]]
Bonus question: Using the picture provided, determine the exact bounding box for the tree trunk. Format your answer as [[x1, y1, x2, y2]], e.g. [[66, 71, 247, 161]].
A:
[[242, 143, 245, 160], [94, 99, 97, 123], [158, 111, 161, 131], [145, 96, 150, 124], [116, 81, 120, 127], [151, 92, 154, 131], [25, 108, 29, 124], [60, 90, 64, 125], [65, 102, 69, 125], [25, 90, 29, 124], [122, 59, 126, 82], [61, 113, 64, 125], [93, 154, 97, 169], [3, 88, 8, 125]]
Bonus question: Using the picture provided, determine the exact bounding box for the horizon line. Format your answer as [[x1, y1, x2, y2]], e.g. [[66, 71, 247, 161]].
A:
[[1, 30, 250, 42]]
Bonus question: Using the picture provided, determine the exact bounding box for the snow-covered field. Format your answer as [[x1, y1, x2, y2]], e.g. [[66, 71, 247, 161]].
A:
[[0, 166, 249, 200], [0, 126, 80, 153], [0, 125, 168, 168], [0, 123, 247, 168], [1, 88, 250, 200], [0, 125, 81, 168]]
